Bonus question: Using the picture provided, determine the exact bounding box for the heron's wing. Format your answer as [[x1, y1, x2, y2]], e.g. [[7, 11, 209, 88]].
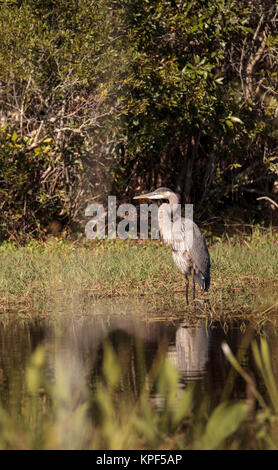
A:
[[168, 218, 210, 290], [190, 222, 210, 290], [167, 218, 193, 253]]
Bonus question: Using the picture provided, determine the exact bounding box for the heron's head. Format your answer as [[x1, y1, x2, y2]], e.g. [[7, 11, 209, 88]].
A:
[[133, 187, 176, 201]]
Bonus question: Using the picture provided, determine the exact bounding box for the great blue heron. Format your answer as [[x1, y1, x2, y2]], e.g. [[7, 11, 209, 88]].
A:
[[134, 187, 210, 305]]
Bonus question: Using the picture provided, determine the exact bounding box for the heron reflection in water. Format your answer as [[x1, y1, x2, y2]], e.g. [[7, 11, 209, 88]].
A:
[[134, 188, 210, 305]]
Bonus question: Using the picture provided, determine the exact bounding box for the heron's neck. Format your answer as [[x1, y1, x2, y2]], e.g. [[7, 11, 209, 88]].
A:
[[168, 193, 180, 208], [158, 193, 180, 243]]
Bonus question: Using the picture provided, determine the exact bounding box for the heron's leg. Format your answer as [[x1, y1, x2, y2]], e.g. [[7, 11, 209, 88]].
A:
[[185, 275, 189, 305], [192, 269, 196, 306]]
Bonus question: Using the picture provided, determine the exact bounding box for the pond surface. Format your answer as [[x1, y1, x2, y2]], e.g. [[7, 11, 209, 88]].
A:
[[1, 297, 278, 414]]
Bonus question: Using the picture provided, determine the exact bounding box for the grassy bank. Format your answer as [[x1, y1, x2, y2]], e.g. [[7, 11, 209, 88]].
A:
[[0, 228, 278, 318]]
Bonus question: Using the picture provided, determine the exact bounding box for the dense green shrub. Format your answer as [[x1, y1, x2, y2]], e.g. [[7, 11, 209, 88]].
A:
[[0, 0, 277, 240]]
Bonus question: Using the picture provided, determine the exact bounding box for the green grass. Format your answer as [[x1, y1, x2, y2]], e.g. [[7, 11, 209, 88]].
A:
[[0, 228, 278, 319]]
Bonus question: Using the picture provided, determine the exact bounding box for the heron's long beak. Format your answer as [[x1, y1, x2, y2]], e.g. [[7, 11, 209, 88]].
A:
[[133, 191, 162, 200]]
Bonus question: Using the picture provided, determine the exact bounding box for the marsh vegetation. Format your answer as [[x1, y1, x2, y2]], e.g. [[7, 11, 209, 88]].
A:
[[0, 228, 277, 318], [0, 0, 278, 451]]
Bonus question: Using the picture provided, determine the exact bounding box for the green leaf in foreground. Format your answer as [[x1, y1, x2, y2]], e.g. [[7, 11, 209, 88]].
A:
[[201, 401, 249, 450]]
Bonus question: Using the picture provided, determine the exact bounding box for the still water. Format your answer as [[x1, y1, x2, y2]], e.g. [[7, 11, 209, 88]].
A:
[[0, 297, 277, 411]]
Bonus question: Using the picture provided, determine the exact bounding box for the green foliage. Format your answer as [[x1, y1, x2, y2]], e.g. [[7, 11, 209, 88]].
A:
[[0, 0, 128, 240], [252, 339, 278, 414], [201, 401, 249, 450], [0, 0, 277, 241], [0, 126, 79, 240]]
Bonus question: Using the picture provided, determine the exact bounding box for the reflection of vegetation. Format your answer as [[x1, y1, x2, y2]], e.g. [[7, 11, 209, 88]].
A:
[[1, 335, 278, 450], [0, 229, 277, 318]]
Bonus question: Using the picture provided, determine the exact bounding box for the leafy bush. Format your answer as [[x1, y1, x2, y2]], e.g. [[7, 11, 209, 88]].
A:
[[0, 0, 277, 241]]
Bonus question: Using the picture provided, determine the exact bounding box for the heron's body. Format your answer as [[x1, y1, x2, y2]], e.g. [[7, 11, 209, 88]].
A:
[[134, 188, 210, 305], [167, 218, 210, 291]]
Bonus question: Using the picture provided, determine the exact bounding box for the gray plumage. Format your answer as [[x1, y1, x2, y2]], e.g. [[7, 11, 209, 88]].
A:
[[134, 187, 210, 304], [169, 219, 210, 291]]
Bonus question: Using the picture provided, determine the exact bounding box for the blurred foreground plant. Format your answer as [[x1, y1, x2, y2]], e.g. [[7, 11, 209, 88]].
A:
[[0, 336, 278, 449]]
